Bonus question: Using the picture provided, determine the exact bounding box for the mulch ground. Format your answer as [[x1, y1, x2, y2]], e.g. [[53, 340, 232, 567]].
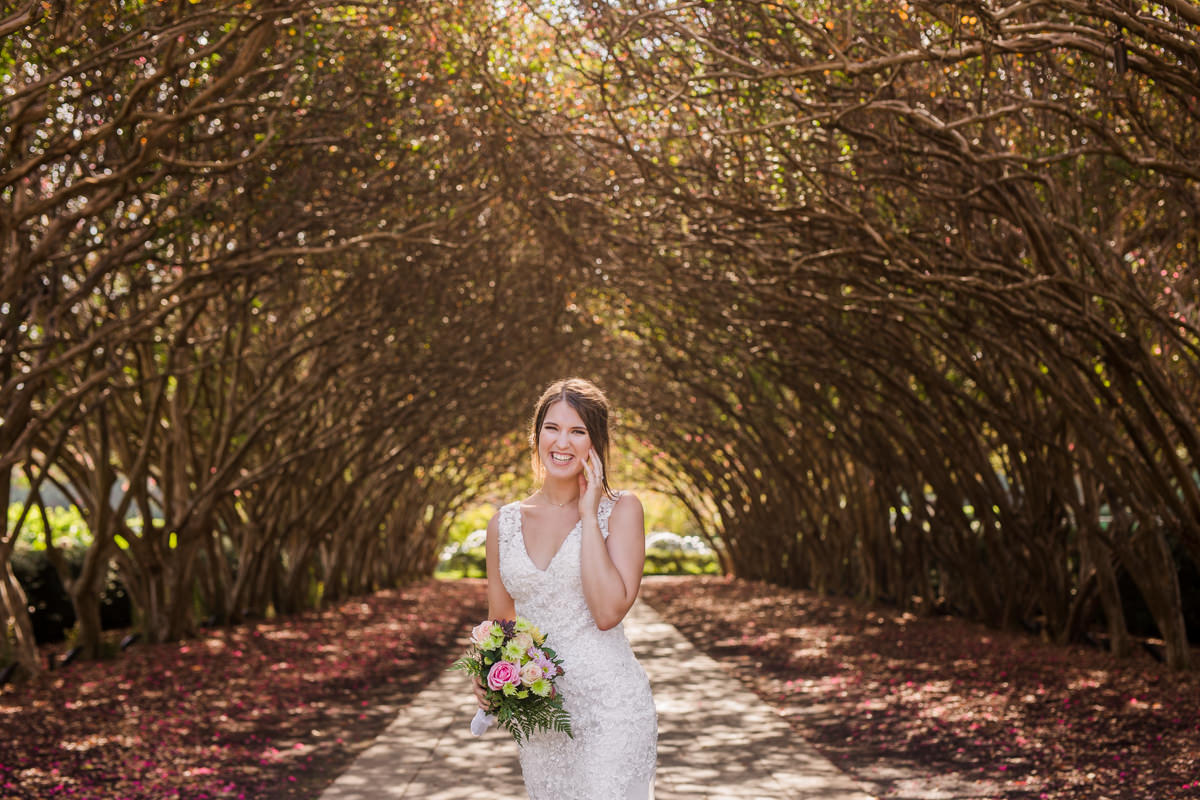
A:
[[6, 575, 1197, 799], [0, 578, 488, 800], [639, 575, 1200, 800]]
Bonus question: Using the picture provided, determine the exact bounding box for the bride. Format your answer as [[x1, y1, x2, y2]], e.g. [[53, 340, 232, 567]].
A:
[[473, 377, 658, 798]]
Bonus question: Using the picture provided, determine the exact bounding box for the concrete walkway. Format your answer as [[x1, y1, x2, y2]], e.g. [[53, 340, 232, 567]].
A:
[[319, 600, 875, 799]]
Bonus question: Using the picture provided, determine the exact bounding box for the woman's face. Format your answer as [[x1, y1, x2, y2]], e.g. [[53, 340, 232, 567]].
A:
[[538, 399, 593, 479]]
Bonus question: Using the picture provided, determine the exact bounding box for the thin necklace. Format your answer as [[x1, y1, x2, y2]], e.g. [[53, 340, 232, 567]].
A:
[[540, 490, 576, 508]]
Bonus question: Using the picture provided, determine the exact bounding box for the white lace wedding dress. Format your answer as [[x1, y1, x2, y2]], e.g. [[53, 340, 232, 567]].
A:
[[497, 492, 658, 799]]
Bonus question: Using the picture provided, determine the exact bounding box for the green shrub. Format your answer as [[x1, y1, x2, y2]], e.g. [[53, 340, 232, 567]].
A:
[[8, 503, 93, 551], [643, 546, 721, 576], [434, 502, 723, 578], [435, 544, 487, 579]]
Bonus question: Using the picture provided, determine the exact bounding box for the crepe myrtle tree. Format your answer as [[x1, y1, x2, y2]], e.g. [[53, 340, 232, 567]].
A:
[[531, 0, 1198, 667]]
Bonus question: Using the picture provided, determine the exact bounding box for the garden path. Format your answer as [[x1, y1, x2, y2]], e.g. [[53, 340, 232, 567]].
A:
[[318, 599, 875, 799]]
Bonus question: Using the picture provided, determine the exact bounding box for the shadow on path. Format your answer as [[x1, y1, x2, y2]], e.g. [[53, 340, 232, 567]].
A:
[[319, 600, 875, 799]]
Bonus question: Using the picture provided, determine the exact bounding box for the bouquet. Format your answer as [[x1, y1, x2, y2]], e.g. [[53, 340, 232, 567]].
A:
[[451, 616, 572, 743]]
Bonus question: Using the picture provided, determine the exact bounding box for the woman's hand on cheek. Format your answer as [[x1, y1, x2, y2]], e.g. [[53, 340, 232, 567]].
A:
[[579, 449, 603, 518]]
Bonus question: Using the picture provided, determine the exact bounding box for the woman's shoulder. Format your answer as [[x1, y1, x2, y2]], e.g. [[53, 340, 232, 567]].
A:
[[609, 488, 641, 504], [486, 501, 519, 535], [606, 489, 644, 518]]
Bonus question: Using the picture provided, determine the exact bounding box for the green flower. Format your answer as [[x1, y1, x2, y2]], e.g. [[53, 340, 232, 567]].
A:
[[501, 639, 526, 662], [529, 678, 551, 697]]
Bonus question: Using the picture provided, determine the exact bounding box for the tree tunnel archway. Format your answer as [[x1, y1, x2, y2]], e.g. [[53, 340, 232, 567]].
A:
[[3, 0, 1197, 674]]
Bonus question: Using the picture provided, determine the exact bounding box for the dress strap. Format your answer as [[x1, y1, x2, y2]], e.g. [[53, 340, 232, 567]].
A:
[[498, 501, 520, 546], [597, 491, 623, 539]]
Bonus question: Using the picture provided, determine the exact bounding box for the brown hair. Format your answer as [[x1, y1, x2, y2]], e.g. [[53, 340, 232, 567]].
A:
[[529, 377, 615, 498]]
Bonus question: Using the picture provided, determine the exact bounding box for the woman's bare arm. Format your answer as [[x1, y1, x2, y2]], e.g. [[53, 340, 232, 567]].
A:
[[485, 509, 516, 620], [579, 491, 645, 630]]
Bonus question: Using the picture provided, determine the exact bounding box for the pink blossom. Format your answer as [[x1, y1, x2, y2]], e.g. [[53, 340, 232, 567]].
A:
[[486, 660, 521, 690]]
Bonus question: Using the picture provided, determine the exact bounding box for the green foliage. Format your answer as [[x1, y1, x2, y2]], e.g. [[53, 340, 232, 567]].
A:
[[491, 688, 574, 744], [643, 547, 721, 576], [639, 491, 699, 537], [434, 552, 486, 580], [444, 504, 496, 545], [435, 506, 491, 578], [8, 504, 92, 552]]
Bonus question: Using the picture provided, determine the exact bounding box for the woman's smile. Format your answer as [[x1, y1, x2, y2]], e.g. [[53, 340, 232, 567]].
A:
[[539, 400, 592, 475]]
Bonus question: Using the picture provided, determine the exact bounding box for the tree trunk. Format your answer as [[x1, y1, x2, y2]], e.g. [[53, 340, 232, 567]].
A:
[[228, 521, 270, 621], [281, 536, 319, 615], [1087, 532, 1132, 658], [0, 560, 40, 677], [161, 532, 205, 642], [69, 538, 113, 659], [1116, 515, 1190, 670], [197, 529, 230, 625], [0, 465, 41, 676]]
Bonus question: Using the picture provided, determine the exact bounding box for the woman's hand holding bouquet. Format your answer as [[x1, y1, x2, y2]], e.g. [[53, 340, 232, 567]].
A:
[[453, 616, 572, 742]]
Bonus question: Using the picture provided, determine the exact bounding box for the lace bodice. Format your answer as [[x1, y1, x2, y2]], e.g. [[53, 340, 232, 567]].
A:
[[500, 493, 624, 641], [497, 492, 657, 799]]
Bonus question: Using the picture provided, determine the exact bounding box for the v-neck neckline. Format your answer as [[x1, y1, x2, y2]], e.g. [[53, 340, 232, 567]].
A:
[[517, 503, 582, 573]]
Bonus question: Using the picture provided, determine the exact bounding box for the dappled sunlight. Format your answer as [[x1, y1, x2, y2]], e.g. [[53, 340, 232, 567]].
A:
[[641, 577, 1200, 800], [625, 602, 871, 799]]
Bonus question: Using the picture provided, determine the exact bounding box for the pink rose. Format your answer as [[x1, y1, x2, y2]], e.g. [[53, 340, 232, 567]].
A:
[[471, 620, 494, 645], [487, 660, 520, 691]]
